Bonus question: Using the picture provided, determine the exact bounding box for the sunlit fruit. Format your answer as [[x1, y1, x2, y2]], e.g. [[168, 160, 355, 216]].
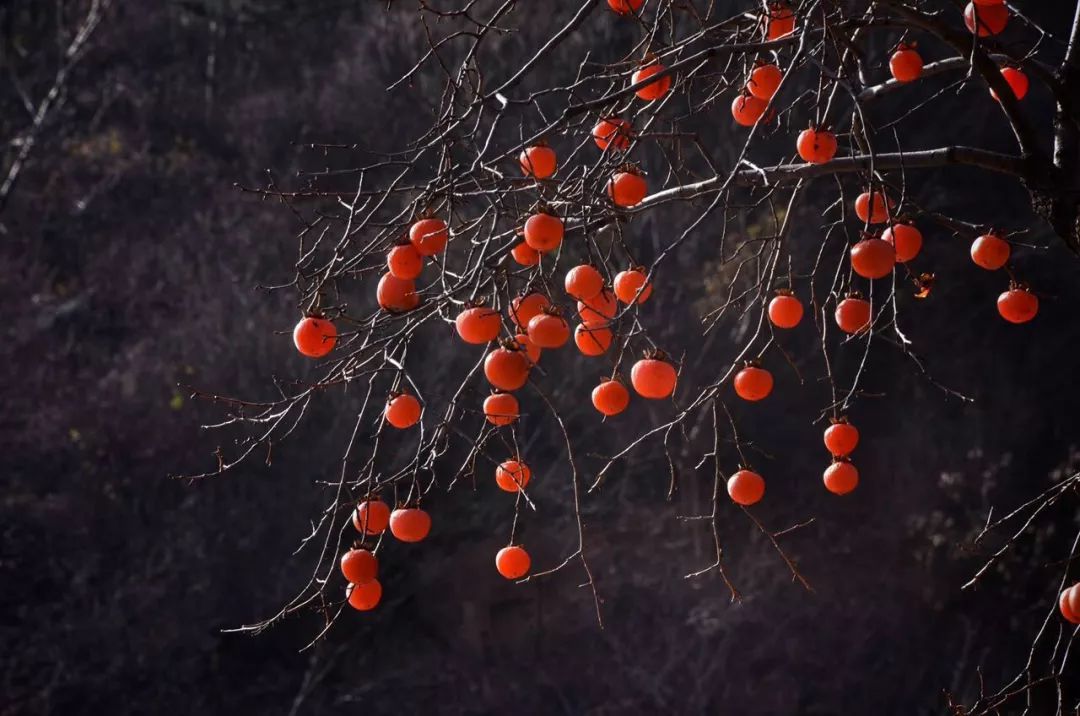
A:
[[991, 67, 1028, 101], [964, 2, 1008, 36], [377, 273, 419, 312], [796, 127, 837, 164], [747, 62, 782, 100], [731, 93, 768, 126], [592, 378, 630, 416], [854, 190, 893, 224], [409, 217, 449, 256], [575, 321, 613, 356], [997, 285, 1038, 324], [970, 233, 1010, 270], [882, 223, 923, 262], [613, 268, 653, 304], [510, 292, 551, 329], [631, 355, 677, 399], [496, 459, 532, 492], [527, 311, 570, 348], [768, 291, 804, 328], [455, 306, 501, 344], [592, 117, 632, 151], [823, 460, 859, 495], [346, 580, 382, 611], [608, 170, 648, 207], [1060, 585, 1080, 624], [340, 548, 378, 585], [523, 211, 564, 252], [387, 243, 423, 280], [727, 469, 765, 506], [385, 392, 422, 428], [824, 419, 859, 456], [578, 290, 618, 321], [511, 241, 542, 266], [514, 333, 541, 364], [519, 144, 557, 179], [763, 2, 795, 40], [353, 500, 391, 535], [850, 237, 896, 279], [835, 296, 872, 334], [734, 365, 773, 401], [483, 392, 519, 427], [293, 316, 337, 358], [496, 545, 531, 579], [890, 44, 923, 82], [565, 264, 605, 300], [632, 63, 672, 101], [389, 507, 431, 542], [485, 345, 531, 390]]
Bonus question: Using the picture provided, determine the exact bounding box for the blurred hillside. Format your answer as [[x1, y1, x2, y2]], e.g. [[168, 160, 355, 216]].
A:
[[2, 2, 1079, 714]]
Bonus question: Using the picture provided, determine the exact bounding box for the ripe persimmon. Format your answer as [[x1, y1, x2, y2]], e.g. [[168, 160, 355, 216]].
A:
[[455, 306, 501, 344], [353, 499, 391, 535], [991, 67, 1028, 101], [496, 545, 531, 579], [346, 580, 382, 611], [854, 190, 893, 224], [889, 44, 923, 83], [631, 354, 677, 399], [564, 264, 605, 300], [592, 378, 630, 416], [768, 291, 804, 329], [824, 419, 859, 456], [514, 333, 541, 364], [387, 243, 424, 280], [747, 62, 782, 100], [523, 211, 564, 252], [727, 469, 765, 506], [485, 344, 531, 390], [377, 273, 419, 312], [409, 217, 449, 256], [385, 392, 422, 428], [1060, 585, 1080, 624], [483, 392, 519, 427], [734, 364, 773, 402], [340, 548, 378, 585], [796, 127, 837, 164], [632, 63, 672, 101], [850, 237, 896, 279], [293, 316, 337, 358], [731, 93, 768, 126], [835, 296, 872, 334], [613, 268, 653, 304], [882, 223, 923, 262], [823, 460, 859, 495], [592, 117, 632, 151], [389, 507, 431, 542], [608, 170, 648, 207], [527, 310, 570, 348], [510, 292, 551, 329], [578, 289, 618, 322], [495, 459, 532, 492], [574, 321, 613, 356], [964, 2, 1008, 36], [997, 285, 1038, 324], [970, 233, 1010, 270], [763, 2, 795, 40], [608, 0, 644, 14], [519, 144, 557, 179], [511, 241, 542, 267]]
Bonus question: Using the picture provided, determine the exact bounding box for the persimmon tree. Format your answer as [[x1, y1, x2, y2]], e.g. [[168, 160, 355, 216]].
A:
[[188, 0, 1080, 709]]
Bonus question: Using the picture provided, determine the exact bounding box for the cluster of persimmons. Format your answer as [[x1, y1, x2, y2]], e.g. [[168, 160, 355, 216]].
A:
[[288, 0, 1043, 612]]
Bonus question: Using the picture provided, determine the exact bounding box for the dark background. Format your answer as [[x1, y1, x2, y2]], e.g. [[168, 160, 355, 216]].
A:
[[2, 1, 1079, 714]]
